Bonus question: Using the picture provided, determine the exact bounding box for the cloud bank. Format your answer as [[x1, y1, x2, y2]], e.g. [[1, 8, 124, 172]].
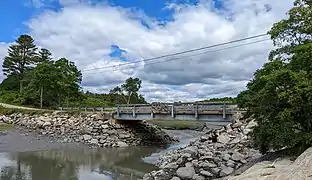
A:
[[0, 0, 294, 102]]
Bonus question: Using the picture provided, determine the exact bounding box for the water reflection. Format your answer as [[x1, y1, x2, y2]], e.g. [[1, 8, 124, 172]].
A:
[[0, 146, 164, 180]]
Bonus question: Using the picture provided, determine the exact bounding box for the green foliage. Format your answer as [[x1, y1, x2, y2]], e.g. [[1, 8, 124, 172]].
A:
[[0, 106, 51, 115], [2, 34, 38, 93], [25, 58, 82, 108], [0, 123, 14, 131], [0, 91, 25, 105], [0, 36, 146, 109], [237, 0, 312, 154], [202, 97, 237, 104], [109, 77, 147, 104], [0, 74, 20, 91]]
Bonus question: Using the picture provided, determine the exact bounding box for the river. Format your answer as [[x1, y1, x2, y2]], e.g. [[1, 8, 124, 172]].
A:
[[0, 130, 203, 180]]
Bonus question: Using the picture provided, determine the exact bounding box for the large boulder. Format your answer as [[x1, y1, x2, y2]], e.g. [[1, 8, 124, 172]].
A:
[[227, 147, 312, 180]]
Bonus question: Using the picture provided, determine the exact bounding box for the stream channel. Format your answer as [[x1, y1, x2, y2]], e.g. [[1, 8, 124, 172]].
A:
[[0, 129, 203, 180]]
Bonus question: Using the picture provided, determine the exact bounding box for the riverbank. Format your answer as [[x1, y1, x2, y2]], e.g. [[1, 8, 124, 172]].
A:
[[0, 125, 202, 180], [0, 127, 85, 153], [142, 114, 262, 180], [0, 112, 176, 148]]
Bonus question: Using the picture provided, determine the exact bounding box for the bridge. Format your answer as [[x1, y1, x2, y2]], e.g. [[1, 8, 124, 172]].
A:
[[114, 101, 236, 122], [60, 101, 237, 122]]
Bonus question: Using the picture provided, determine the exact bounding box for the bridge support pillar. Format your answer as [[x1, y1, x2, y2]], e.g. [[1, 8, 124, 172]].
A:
[[117, 105, 120, 117], [151, 111, 154, 118], [171, 105, 175, 118], [195, 103, 198, 119], [222, 103, 226, 119], [133, 105, 136, 118]]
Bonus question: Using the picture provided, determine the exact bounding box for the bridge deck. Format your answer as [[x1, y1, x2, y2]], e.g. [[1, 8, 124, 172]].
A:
[[114, 102, 237, 122]]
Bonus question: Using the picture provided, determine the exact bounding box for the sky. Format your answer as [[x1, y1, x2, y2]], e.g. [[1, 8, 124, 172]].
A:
[[0, 0, 295, 102]]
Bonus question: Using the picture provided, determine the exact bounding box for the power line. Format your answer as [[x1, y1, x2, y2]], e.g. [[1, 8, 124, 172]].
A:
[[83, 37, 270, 76], [82, 33, 269, 72]]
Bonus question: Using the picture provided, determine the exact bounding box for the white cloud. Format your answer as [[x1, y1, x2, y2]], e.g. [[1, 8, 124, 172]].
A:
[[0, 43, 10, 82], [2, 0, 295, 102]]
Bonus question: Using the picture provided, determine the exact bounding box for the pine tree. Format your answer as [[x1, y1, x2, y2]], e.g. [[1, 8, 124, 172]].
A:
[[2, 34, 38, 93]]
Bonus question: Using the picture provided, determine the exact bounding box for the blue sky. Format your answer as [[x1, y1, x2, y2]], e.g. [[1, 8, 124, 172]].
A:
[[0, 0, 205, 58], [0, 0, 224, 43]]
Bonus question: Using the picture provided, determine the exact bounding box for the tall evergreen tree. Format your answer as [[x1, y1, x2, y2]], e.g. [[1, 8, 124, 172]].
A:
[[2, 34, 38, 93], [37, 48, 52, 62]]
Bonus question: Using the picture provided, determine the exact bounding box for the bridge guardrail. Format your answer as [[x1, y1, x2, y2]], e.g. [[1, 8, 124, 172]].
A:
[[59, 107, 116, 112]]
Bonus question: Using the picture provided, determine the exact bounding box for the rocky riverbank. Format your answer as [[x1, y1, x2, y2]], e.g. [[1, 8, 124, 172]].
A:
[[142, 114, 261, 180], [0, 112, 176, 148], [226, 147, 312, 180]]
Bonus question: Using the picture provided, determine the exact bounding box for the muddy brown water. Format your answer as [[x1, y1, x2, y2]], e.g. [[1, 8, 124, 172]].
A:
[[0, 128, 204, 180]]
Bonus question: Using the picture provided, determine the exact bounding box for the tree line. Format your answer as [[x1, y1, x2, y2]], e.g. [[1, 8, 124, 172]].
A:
[[0, 35, 146, 108], [236, 0, 312, 154]]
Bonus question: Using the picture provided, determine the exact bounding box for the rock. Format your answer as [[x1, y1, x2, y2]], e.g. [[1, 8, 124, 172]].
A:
[[222, 153, 232, 161], [232, 121, 243, 128], [101, 124, 109, 129], [199, 170, 213, 177], [199, 155, 213, 161], [38, 116, 50, 122], [200, 161, 217, 168], [182, 146, 198, 157], [220, 166, 234, 177], [192, 174, 205, 180], [230, 136, 241, 144], [99, 139, 106, 144], [163, 162, 179, 170], [171, 177, 181, 180], [217, 134, 231, 144], [211, 168, 220, 175], [200, 136, 209, 142], [185, 162, 193, 167], [82, 134, 92, 141], [119, 134, 131, 138], [176, 166, 195, 179], [231, 151, 244, 162], [42, 122, 51, 127], [116, 141, 128, 147], [90, 138, 98, 144], [246, 120, 257, 129]]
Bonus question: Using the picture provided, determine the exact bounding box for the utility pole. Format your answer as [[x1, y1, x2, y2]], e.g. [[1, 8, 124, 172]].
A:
[[40, 86, 43, 109]]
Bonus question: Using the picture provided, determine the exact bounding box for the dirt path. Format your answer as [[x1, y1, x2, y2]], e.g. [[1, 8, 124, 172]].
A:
[[0, 103, 42, 111]]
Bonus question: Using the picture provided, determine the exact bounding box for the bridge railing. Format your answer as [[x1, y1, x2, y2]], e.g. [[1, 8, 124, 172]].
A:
[[58, 107, 116, 112], [115, 101, 238, 120]]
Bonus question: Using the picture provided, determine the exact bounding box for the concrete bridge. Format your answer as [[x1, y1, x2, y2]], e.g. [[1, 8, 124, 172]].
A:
[[114, 101, 237, 122], [59, 101, 237, 122]]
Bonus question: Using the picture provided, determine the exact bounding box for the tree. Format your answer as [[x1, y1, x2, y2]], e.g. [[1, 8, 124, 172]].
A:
[[54, 58, 82, 106], [237, 0, 312, 154], [2, 34, 38, 93], [26, 58, 82, 108], [109, 77, 146, 104], [37, 48, 52, 62], [0, 74, 20, 91]]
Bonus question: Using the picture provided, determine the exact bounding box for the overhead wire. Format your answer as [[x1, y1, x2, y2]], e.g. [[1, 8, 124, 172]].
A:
[[82, 37, 271, 76], [82, 33, 269, 72]]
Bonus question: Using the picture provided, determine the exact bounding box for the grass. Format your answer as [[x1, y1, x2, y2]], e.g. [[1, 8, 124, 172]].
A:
[[0, 106, 52, 115], [0, 105, 114, 116], [149, 120, 205, 130], [0, 123, 14, 131]]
